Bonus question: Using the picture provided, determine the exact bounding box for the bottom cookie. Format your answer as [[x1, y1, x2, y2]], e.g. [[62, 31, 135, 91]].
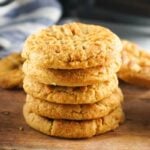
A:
[[23, 105, 124, 138]]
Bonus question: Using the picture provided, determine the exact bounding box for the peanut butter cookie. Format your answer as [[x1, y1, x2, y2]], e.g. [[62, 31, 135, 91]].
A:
[[118, 40, 150, 88], [23, 60, 119, 86], [25, 88, 123, 120], [22, 22, 122, 69], [0, 53, 24, 89], [23, 75, 118, 104], [23, 105, 124, 138]]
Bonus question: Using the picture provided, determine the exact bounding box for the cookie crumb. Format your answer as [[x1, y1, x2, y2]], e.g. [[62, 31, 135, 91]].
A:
[[19, 126, 24, 131], [51, 82, 56, 86], [3, 111, 9, 115]]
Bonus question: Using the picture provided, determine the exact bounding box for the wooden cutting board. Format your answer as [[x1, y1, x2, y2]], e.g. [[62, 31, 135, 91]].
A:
[[0, 82, 150, 150]]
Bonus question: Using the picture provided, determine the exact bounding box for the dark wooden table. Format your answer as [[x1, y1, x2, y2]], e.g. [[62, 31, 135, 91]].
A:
[[0, 83, 150, 150]]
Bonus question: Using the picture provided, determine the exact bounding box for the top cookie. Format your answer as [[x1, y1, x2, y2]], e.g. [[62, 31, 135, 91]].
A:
[[22, 22, 122, 69]]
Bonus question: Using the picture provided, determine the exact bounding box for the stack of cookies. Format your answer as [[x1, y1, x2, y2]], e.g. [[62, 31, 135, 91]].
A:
[[22, 23, 124, 138]]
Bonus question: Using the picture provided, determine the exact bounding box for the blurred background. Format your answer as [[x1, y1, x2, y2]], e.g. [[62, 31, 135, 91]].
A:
[[0, 0, 150, 57], [59, 0, 150, 50]]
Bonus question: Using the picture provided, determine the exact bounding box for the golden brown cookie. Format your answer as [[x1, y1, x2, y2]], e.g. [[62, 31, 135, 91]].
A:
[[22, 22, 122, 69], [23, 104, 124, 138], [118, 40, 150, 88], [23, 60, 119, 86], [23, 75, 118, 104], [0, 53, 24, 89], [25, 88, 123, 120]]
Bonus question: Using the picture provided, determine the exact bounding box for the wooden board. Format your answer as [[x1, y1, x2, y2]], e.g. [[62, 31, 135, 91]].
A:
[[0, 82, 150, 150]]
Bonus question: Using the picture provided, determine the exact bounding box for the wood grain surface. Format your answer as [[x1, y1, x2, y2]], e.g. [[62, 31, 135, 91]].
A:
[[0, 82, 150, 150]]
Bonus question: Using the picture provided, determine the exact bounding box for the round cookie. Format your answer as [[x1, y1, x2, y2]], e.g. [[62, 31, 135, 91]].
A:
[[23, 105, 124, 138], [0, 53, 24, 89], [0, 69, 23, 89], [22, 22, 122, 69], [118, 40, 150, 88], [23, 60, 120, 86], [23, 75, 118, 104], [25, 88, 123, 120]]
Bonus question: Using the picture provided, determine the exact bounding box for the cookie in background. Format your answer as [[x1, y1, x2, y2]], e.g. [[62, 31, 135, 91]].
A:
[[118, 40, 150, 88], [0, 53, 24, 89]]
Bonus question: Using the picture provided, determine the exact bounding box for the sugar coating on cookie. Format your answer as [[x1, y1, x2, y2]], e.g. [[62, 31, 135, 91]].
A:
[[22, 22, 122, 69]]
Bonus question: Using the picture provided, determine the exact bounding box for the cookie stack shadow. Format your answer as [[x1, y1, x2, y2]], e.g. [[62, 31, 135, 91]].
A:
[[22, 23, 125, 138]]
